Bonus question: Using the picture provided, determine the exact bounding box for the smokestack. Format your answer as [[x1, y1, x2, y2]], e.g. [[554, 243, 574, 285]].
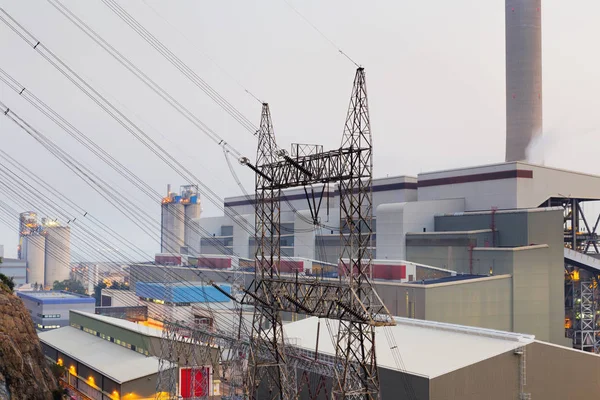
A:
[[505, 0, 542, 162]]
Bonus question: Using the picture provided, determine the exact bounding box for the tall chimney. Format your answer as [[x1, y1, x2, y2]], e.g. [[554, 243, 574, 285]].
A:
[[505, 0, 542, 162]]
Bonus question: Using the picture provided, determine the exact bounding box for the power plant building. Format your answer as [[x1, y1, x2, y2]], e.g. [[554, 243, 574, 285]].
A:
[[194, 161, 600, 350]]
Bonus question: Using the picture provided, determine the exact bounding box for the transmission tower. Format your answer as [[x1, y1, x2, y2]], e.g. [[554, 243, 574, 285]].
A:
[[241, 67, 395, 399]]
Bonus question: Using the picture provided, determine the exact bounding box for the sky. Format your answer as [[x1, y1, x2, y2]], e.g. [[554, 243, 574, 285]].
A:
[[0, 0, 599, 260]]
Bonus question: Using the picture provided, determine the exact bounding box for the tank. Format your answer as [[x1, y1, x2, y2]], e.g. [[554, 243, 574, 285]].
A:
[[184, 202, 201, 255], [19, 211, 38, 235], [44, 226, 71, 286], [161, 202, 185, 253], [24, 234, 45, 287], [505, 0, 542, 162]]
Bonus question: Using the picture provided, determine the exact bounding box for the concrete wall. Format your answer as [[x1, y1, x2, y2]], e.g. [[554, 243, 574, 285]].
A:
[[406, 230, 494, 271], [527, 209, 565, 345], [376, 199, 465, 261], [421, 208, 567, 345], [417, 164, 520, 211], [373, 276, 512, 333], [423, 276, 512, 332]]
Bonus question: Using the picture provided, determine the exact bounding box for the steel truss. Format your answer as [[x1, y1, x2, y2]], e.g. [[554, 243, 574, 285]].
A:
[[243, 68, 395, 400], [574, 279, 600, 353], [546, 198, 600, 253]]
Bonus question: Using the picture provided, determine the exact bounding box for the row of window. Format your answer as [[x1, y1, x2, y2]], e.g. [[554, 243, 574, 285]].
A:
[[38, 323, 61, 329], [37, 313, 61, 319], [73, 323, 150, 356]]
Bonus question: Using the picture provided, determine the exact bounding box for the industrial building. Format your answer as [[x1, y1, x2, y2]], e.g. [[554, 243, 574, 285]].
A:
[[0, 243, 27, 285], [17, 290, 95, 331], [100, 281, 249, 335], [17, 212, 71, 288], [190, 160, 600, 348], [40, 310, 222, 399], [282, 316, 600, 400], [161, 184, 201, 255]]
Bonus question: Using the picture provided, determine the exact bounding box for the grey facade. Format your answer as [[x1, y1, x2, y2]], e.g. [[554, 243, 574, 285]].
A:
[[17, 291, 95, 331], [0, 257, 27, 285], [405, 208, 567, 345]]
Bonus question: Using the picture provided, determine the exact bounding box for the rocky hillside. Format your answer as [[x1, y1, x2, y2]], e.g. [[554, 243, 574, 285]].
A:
[[0, 283, 58, 400]]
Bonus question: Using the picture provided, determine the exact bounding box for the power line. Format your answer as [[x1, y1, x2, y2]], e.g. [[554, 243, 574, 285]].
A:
[[281, 0, 360, 68], [139, 0, 263, 105], [99, 0, 258, 135]]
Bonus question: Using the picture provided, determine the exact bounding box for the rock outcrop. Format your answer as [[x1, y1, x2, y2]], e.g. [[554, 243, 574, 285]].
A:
[[0, 284, 58, 400]]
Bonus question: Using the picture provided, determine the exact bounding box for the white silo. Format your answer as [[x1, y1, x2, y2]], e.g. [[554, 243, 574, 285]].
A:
[[182, 185, 201, 255], [44, 226, 71, 286], [161, 199, 185, 254], [505, 0, 542, 162], [24, 234, 45, 287]]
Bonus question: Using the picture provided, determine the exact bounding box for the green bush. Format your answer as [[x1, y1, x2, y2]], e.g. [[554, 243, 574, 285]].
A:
[[0, 273, 15, 293]]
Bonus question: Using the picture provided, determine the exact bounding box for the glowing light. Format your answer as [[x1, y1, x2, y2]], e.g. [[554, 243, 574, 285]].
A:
[[57, 358, 63, 366]]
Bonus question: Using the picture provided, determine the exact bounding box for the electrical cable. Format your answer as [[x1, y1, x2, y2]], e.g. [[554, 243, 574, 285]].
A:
[[281, 0, 360, 68], [99, 0, 258, 135]]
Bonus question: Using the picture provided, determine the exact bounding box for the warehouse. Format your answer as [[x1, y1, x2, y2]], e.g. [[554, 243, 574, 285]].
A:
[[281, 316, 600, 400], [40, 310, 222, 399]]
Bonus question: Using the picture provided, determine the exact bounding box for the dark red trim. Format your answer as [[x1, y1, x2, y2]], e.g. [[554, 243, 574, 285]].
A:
[[418, 169, 533, 188]]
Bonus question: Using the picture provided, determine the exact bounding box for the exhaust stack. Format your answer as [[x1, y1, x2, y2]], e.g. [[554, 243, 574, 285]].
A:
[[505, 0, 542, 162]]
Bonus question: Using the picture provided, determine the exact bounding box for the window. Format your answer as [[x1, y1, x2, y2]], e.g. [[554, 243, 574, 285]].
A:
[[37, 313, 61, 318]]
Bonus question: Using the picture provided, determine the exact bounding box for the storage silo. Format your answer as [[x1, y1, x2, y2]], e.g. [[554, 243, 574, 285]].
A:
[[505, 0, 542, 162], [24, 234, 45, 287], [161, 199, 185, 254], [18, 211, 38, 259], [44, 226, 71, 286], [182, 185, 201, 255]]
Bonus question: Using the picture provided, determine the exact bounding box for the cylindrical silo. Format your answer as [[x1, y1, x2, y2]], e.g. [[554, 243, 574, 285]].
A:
[[44, 226, 71, 286], [184, 200, 201, 255], [505, 0, 542, 162], [161, 202, 185, 253], [24, 234, 45, 287]]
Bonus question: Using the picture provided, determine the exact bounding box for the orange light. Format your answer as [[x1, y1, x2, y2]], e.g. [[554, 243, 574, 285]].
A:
[[57, 358, 63, 366]]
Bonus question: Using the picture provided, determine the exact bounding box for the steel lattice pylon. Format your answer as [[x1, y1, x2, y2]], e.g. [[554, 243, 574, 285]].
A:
[[243, 68, 395, 400]]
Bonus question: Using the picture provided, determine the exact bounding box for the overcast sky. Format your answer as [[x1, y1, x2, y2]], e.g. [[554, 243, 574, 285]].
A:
[[0, 0, 599, 260]]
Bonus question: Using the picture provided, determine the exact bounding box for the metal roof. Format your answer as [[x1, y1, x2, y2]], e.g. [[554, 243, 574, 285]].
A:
[[406, 274, 487, 285], [17, 291, 95, 304], [283, 316, 534, 379], [71, 310, 163, 338], [39, 326, 160, 383]]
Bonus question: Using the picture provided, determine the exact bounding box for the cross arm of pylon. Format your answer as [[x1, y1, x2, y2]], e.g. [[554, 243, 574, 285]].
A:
[[256, 146, 371, 190], [245, 277, 395, 326]]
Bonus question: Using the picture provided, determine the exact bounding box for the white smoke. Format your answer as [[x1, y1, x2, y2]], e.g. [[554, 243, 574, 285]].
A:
[[525, 129, 547, 165]]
